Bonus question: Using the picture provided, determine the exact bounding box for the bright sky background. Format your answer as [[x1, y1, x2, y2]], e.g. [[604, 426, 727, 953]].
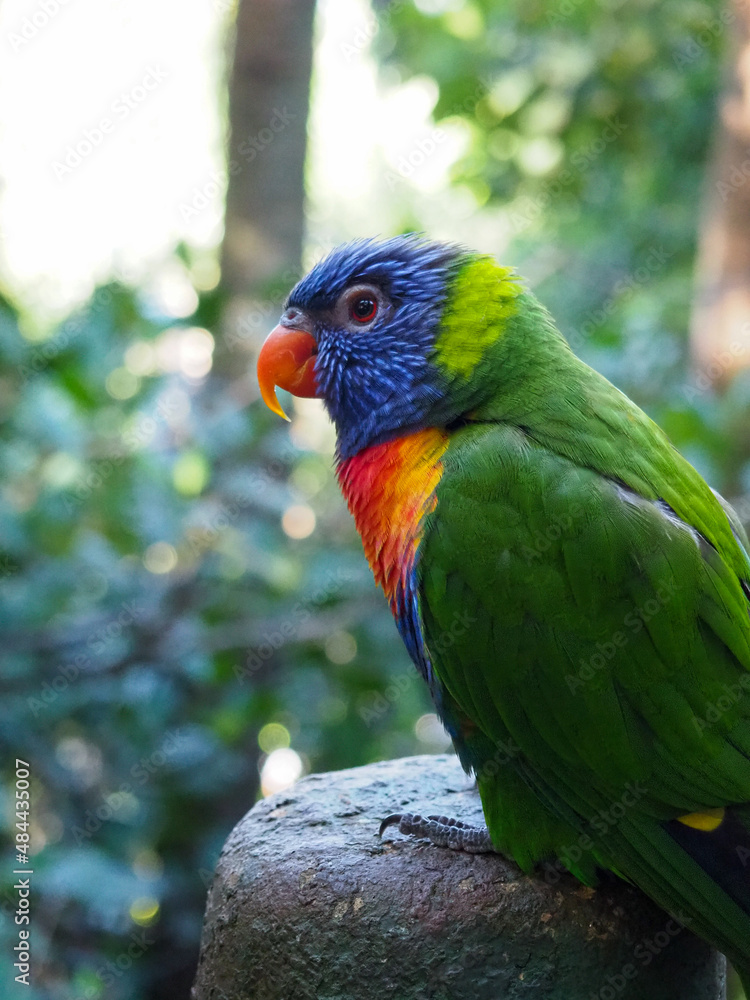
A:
[[0, 0, 493, 326], [0, 0, 226, 316]]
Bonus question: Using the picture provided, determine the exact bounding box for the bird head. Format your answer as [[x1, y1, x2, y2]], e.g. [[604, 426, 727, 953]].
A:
[[257, 234, 526, 458]]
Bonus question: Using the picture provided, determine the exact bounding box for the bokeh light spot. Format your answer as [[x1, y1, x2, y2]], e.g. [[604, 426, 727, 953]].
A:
[[414, 712, 452, 751], [155, 326, 214, 378], [257, 722, 291, 754], [173, 450, 209, 496], [143, 541, 178, 574], [125, 341, 157, 376], [129, 896, 160, 925], [444, 4, 483, 40], [281, 504, 316, 539], [55, 736, 103, 787], [105, 366, 140, 400], [325, 631, 357, 664], [260, 747, 303, 797], [42, 451, 82, 489], [516, 136, 564, 177], [132, 848, 164, 880]]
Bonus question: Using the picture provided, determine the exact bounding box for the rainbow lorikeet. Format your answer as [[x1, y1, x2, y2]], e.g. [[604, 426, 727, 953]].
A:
[[256, 235, 750, 987]]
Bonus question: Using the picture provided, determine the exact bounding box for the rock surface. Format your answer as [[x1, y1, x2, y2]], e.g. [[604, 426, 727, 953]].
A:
[[192, 754, 725, 999]]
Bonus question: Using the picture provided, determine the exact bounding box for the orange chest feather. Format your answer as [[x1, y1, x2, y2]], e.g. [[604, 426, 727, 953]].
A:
[[336, 429, 449, 608]]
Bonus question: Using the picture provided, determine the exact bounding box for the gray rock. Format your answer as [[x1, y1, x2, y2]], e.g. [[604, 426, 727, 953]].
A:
[[192, 754, 725, 999]]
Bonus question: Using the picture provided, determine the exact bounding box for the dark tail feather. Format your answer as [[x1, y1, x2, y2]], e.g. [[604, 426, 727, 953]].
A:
[[596, 803, 750, 977], [661, 803, 750, 977], [664, 805, 750, 916]]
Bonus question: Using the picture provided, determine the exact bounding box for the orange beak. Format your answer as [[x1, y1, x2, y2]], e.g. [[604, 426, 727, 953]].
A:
[[256, 325, 319, 420]]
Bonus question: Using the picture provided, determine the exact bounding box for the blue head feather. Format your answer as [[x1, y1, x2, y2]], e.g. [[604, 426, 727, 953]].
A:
[[286, 235, 466, 458]]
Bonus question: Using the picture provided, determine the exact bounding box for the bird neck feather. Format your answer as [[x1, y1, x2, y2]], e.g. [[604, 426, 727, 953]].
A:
[[336, 428, 448, 611]]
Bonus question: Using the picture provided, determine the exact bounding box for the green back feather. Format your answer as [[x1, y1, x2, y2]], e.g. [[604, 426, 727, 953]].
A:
[[420, 266, 750, 973]]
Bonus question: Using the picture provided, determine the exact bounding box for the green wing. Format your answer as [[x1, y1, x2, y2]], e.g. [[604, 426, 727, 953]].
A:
[[418, 419, 750, 970]]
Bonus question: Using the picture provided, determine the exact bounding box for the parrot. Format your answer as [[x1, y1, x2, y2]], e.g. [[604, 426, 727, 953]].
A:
[[256, 234, 750, 989]]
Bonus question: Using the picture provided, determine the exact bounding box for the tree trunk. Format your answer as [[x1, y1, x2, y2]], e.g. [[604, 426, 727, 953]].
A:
[[690, 0, 750, 384], [192, 755, 725, 1000], [220, 0, 317, 301]]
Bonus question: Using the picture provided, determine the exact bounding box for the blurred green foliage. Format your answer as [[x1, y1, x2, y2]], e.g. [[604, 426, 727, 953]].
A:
[[0, 271, 432, 998], [1, 1, 749, 998]]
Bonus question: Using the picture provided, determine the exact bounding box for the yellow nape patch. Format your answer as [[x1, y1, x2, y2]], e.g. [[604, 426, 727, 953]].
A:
[[433, 258, 522, 379], [677, 808, 725, 832]]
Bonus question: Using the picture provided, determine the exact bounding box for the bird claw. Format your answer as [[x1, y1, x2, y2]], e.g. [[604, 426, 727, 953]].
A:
[[379, 811, 497, 853]]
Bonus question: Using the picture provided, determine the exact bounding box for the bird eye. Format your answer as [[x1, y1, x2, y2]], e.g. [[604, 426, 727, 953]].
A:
[[349, 295, 378, 324]]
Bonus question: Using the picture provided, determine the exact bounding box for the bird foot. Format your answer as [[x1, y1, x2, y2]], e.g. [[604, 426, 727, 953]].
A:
[[379, 812, 497, 853]]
